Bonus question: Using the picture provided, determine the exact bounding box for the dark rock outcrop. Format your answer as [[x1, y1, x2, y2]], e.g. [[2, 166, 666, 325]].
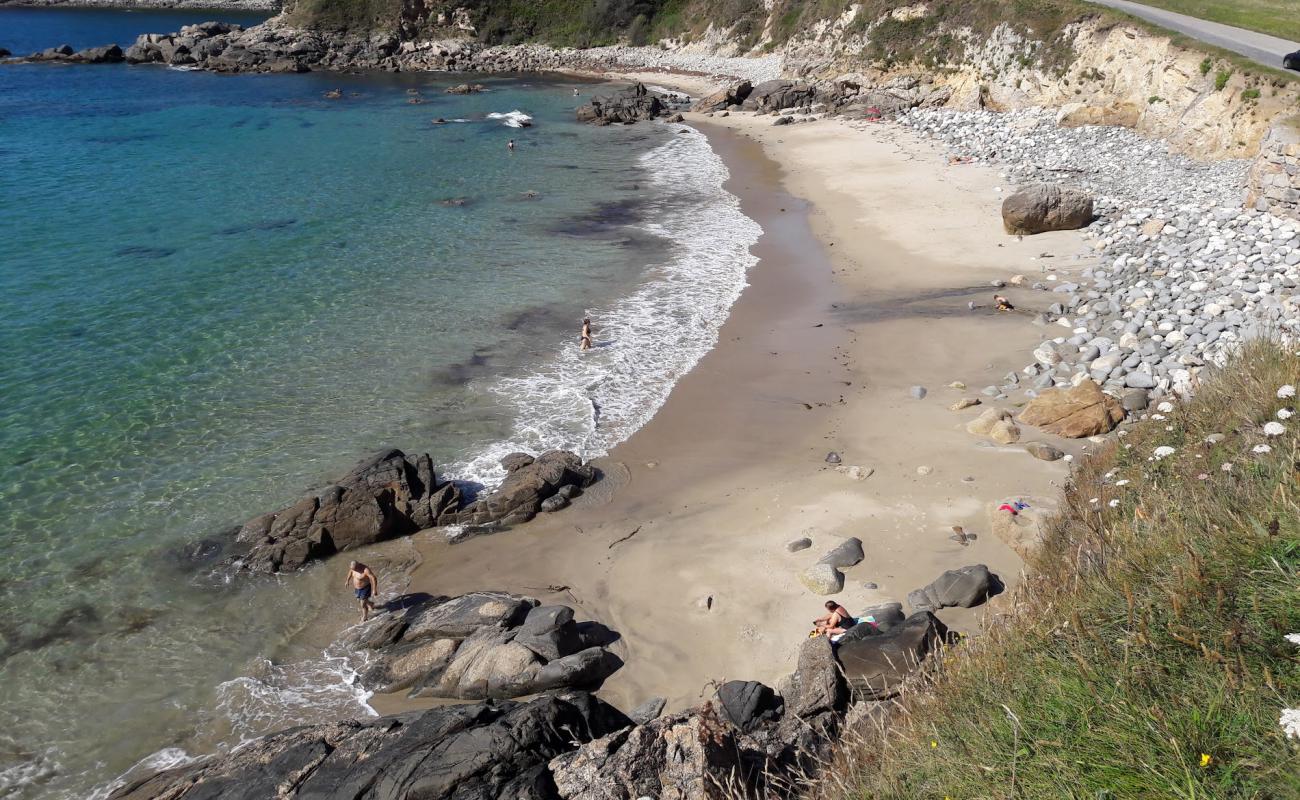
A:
[[108, 693, 630, 800], [231, 448, 461, 573], [907, 564, 1002, 612], [443, 450, 595, 528], [1002, 183, 1095, 234], [740, 80, 815, 113], [836, 611, 950, 699], [691, 80, 752, 112], [575, 83, 664, 125], [74, 44, 125, 63], [817, 536, 864, 568], [351, 592, 622, 700]]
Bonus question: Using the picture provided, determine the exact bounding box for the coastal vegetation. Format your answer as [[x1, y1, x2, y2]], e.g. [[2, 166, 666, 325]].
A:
[[821, 341, 1300, 798]]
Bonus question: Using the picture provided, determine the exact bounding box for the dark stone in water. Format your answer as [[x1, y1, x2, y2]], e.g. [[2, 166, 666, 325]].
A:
[[550, 198, 643, 238], [0, 603, 102, 663], [217, 218, 296, 235], [114, 245, 176, 259]]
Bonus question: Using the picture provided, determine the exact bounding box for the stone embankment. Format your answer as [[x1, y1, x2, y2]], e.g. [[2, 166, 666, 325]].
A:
[[1248, 118, 1300, 221], [903, 107, 1300, 414]]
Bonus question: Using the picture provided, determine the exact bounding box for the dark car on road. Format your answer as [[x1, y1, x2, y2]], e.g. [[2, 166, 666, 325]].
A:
[[1286, 50, 1300, 71]]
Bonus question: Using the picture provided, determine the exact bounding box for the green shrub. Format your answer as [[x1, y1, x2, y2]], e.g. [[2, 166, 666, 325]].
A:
[[820, 341, 1300, 799], [1216, 68, 1233, 90], [1148, 94, 1164, 103], [1242, 87, 1262, 100], [1201, 56, 1213, 75]]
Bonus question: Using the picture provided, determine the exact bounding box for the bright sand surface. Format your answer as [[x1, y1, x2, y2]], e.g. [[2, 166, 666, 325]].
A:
[[366, 110, 1095, 716]]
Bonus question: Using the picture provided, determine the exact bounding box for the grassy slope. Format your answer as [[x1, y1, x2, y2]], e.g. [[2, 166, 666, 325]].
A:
[[1117, 0, 1300, 45], [821, 341, 1300, 799]]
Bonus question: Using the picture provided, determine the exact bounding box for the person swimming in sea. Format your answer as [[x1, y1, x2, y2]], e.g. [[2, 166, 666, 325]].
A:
[[507, 138, 515, 152], [344, 560, 379, 622], [580, 317, 593, 351]]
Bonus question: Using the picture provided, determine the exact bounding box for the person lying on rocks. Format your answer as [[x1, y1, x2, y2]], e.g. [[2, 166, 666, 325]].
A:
[[813, 600, 856, 638], [994, 294, 1015, 312], [345, 561, 379, 622]]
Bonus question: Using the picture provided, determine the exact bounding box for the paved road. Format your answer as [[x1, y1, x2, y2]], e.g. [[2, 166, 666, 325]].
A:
[[1087, 0, 1298, 70]]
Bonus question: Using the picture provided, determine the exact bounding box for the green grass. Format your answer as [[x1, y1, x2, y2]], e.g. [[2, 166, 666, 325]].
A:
[[822, 341, 1300, 799], [1111, 0, 1300, 44]]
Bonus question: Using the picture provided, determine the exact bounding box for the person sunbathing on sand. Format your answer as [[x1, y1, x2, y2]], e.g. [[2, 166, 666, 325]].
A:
[[580, 317, 593, 351], [813, 600, 856, 637], [994, 294, 1015, 312]]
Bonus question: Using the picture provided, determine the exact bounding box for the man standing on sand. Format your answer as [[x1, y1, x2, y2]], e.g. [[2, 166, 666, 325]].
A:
[[344, 561, 379, 622]]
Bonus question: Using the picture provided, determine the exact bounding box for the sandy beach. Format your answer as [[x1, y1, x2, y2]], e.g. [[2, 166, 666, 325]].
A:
[[361, 107, 1093, 716]]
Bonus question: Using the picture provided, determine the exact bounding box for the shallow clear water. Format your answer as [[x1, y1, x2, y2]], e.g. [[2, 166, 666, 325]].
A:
[[0, 8, 759, 798]]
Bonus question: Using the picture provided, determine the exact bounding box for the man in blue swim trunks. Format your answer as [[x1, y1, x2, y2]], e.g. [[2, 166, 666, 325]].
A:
[[344, 560, 379, 622]]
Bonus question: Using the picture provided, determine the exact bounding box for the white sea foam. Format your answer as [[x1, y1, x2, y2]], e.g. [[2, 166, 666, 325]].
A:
[[486, 110, 533, 128], [448, 124, 761, 488], [87, 748, 197, 800], [0, 739, 60, 798], [213, 650, 376, 748]]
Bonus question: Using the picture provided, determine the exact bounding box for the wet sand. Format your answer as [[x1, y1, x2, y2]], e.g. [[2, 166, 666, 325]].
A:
[[364, 111, 1093, 716]]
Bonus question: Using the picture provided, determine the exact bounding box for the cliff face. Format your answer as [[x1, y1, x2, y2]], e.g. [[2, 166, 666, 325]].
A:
[[267, 0, 1296, 158], [766, 3, 1297, 158]]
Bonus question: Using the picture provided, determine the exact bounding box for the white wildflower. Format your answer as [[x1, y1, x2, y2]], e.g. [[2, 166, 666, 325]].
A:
[[1286, 633, 1300, 647], [1116, 479, 1130, 486], [1279, 385, 1296, 399], [1283, 709, 1300, 740], [1153, 446, 1176, 460], [1157, 401, 1174, 413], [1254, 444, 1272, 454], [1279, 408, 1294, 420], [1264, 421, 1287, 437], [1166, 426, 1174, 431], [1063, 454, 1074, 462], [1108, 499, 1120, 508], [1221, 462, 1233, 472]]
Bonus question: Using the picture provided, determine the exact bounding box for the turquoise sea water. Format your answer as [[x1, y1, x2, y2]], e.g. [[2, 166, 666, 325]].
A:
[[0, 9, 762, 797]]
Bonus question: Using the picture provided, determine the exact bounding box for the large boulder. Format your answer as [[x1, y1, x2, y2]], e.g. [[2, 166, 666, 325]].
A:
[[781, 635, 848, 720], [349, 593, 623, 701], [576, 83, 665, 125], [817, 537, 864, 568], [691, 80, 752, 112], [740, 80, 815, 112], [716, 681, 781, 732], [836, 612, 949, 699], [108, 693, 630, 800], [1001, 183, 1094, 235], [1018, 379, 1125, 438], [444, 450, 595, 527], [800, 563, 845, 595], [73, 44, 125, 63], [231, 448, 461, 572], [988, 496, 1056, 559], [514, 604, 584, 661], [907, 564, 1001, 613], [550, 705, 746, 800]]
